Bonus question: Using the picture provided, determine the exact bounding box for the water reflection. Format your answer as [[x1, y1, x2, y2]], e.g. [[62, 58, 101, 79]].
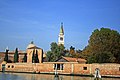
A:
[[0, 72, 120, 80]]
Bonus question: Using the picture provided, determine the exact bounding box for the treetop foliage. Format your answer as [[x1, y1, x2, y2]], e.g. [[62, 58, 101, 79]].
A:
[[46, 42, 65, 62], [4, 49, 9, 62], [14, 48, 19, 63], [82, 28, 120, 63]]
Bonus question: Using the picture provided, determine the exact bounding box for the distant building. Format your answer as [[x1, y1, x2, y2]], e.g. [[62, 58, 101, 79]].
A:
[[0, 41, 46, 63], [58, 22, 64, 45], [26, 41, 43, 63], [0, 50, 25, 63]]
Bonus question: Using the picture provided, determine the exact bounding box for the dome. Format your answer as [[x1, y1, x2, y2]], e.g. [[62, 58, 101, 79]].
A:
[[27, 41, 36, 49]]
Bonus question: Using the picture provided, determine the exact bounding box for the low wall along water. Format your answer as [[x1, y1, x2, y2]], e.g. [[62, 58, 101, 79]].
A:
[[1, 62, 120, 78]]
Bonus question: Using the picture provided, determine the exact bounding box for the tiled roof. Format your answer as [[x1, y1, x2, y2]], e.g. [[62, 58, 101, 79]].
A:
[[62, 57, 86, 63], [9, 50, 26, 53], [27, 46, 42, 49]]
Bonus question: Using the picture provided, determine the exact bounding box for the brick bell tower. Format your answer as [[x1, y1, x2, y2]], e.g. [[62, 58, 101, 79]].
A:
[[58, 22, 64, 45]]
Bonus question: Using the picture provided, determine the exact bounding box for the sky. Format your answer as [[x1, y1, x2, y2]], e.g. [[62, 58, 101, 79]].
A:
[[0, 0, 120, 52]]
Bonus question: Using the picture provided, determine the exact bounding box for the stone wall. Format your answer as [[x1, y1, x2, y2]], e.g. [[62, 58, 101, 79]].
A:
[[1, 62, 120, 76], [5, 63, 34, 72], [73, 63, 120, 76], [0, 52, 25, 63]]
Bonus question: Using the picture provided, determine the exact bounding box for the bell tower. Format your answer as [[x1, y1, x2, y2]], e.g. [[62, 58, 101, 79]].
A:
[[58, 22, 64, 45]]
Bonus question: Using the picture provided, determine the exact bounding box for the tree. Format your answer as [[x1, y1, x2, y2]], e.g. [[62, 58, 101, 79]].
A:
[[23, 53, 27, 62], [64, 49, 72, 57], [14, 48, 19, 63], [69, 46, 75, 54], [58, 44, 65, 55], [32, 49, 35, 63], [82, 28, 120, 63], [4, 48, 9, 62], [35, 50, 39, 63], [96, 52, 115, 63], [46, 51, 54, 61], [87, 52, 116, 63], [76, 49, 82, 53], [69, 46, 82, 58], [46, 42, 65, 62]]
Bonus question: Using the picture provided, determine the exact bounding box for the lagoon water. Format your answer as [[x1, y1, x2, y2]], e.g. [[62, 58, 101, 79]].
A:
[[0, 72, 119, 80]]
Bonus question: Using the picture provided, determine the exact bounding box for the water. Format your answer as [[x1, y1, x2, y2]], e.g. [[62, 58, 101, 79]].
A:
[[0, 72, 119, 80]]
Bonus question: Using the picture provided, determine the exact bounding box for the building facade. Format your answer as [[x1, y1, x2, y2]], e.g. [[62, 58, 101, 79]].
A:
[[26, 41, 43, 63], [0, 41, 45, 63]]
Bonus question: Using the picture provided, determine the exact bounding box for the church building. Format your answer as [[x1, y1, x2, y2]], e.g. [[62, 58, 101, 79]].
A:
[[26, 41, 43, 63]]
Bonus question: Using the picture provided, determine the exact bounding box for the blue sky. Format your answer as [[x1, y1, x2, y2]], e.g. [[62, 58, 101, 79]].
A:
[[0, 0, 120, 51]]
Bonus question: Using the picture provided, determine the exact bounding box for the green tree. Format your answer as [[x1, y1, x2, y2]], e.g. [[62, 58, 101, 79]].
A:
[[69, 46, 75, 54], [69, 46, 82, 58], [46, 51, 53, 61], [82, 28, 120, 63], [58, 44, 65, 55], [87, 54, 96, 64], [23, 53, 27, 62], [4, 48, 9, 62], [35, 50, 39, 63], [32, 49, 35, 63], [14, 48, 19, 63], [64, 46, 83, 58], [64, 49, 72, 57], [96, 52, 115, 63], [46, 42, 65, 62]]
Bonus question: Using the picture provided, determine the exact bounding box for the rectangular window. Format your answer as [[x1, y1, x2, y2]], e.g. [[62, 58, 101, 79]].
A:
[[83, 67, 87, 70], [57, 64, 60, 70], [54, 64, 64, 70], [61, 64, 63, 70], [54, 64, 56, 70]]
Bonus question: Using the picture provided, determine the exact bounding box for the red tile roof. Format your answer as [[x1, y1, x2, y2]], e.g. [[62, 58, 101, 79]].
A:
[[62, 57, 86, 63]]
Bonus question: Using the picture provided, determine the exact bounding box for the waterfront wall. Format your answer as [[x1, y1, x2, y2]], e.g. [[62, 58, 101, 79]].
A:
[[0, 62, 120, 76], [73, 63, 120, 75]]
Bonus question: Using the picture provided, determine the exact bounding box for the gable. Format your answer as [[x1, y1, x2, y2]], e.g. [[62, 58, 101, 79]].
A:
[[55, 58, 69, 62]]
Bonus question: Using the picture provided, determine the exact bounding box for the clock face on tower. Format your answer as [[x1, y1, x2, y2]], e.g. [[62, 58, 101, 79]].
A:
[[60, 37, 63, 41]]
